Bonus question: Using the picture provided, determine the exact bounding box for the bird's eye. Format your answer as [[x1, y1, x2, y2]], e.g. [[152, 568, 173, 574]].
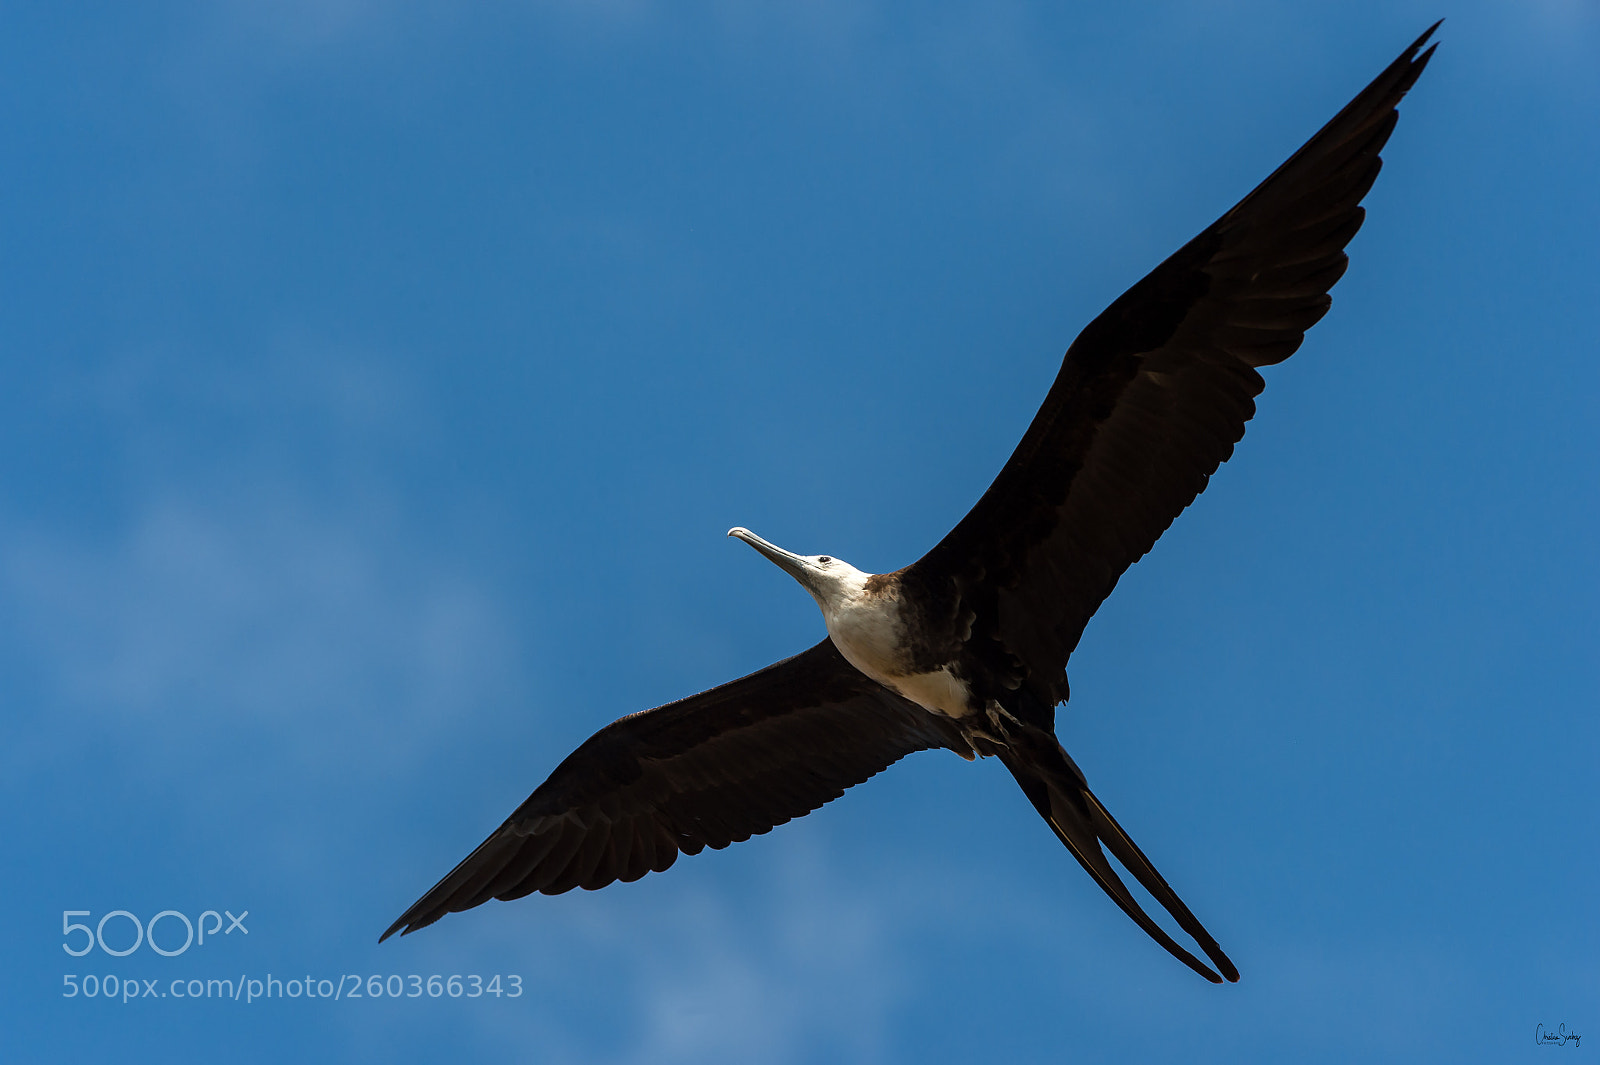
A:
[[818, 556, 832, 564]]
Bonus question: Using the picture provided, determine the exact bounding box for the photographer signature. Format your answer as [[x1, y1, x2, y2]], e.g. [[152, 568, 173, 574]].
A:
[[1537, 1023, 1582, 1048]]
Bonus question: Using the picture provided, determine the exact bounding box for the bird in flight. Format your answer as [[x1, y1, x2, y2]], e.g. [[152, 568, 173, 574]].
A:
[[383, 25, 1438, 983]]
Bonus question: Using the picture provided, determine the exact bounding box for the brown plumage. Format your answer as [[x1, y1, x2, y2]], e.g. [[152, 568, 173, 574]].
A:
[[386, 641, 969, 919], [383, 25, 1438, 983]]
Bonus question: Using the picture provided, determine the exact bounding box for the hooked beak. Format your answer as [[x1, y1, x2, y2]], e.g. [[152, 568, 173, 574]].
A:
[[728, 527, 816, 589]]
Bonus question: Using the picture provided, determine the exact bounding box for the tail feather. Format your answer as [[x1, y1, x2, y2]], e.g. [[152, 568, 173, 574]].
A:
[[1078, 784, 1239, 981], [999, 726, 1238, 983]]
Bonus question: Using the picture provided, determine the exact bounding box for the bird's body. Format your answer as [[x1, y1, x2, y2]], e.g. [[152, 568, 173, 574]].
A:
[[383, 25, 1440, 985], [728, 530, 979, 724]]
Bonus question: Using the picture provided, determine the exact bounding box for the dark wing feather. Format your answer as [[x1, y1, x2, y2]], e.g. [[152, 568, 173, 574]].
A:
[[381, 640, 969, 940], [913, 25, 1438, 703]]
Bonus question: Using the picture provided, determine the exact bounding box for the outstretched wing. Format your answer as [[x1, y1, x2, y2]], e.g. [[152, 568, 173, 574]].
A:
[[382, 640, 968, 940], [913, 25, 1438, 705]]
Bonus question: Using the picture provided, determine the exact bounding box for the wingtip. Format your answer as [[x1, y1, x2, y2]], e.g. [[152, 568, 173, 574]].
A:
[[1407, 21, 1443, 73]]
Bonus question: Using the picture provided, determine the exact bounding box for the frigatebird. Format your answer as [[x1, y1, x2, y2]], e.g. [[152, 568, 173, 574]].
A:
[[383, 25, 1438, 983]]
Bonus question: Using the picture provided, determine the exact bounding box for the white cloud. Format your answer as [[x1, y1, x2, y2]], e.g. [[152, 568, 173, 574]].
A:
[[2, 341, 516, 780], [620, 847, 906, 1065], [376, 825, 1080, 1065], [2, 489, 514, 772], [399, 839, 974, 1065]]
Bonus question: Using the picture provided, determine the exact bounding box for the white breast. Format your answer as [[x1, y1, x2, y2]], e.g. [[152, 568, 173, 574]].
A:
[[823, 590, 976, 720], [880, 665, 977, 719]]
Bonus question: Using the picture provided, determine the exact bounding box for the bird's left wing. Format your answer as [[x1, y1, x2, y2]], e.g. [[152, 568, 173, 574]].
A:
[[908, 25, 1438, 705], [382, 639, 969, 940]]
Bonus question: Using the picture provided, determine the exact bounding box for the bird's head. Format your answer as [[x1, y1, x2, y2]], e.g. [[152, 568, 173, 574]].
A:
[[727, 527, 870, 613]]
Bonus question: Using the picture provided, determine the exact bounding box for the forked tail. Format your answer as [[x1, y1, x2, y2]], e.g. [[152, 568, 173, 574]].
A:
[[998, 725, 1239, 983]]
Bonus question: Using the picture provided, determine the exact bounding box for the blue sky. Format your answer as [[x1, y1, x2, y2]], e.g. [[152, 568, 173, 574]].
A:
[[3, 2, 1596, 1062]]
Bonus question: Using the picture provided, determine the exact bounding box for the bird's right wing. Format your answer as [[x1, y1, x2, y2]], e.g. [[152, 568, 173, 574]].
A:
[[382, 640, 969, 940]]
